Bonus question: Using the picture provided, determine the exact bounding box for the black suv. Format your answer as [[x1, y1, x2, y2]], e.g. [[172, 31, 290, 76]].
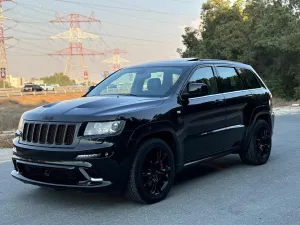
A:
[[22, 84, 43, 92], [11, 58, 274, 204]]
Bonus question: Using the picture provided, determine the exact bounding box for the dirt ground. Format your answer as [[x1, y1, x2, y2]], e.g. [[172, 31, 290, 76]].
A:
[[0, 93, 82, 148]]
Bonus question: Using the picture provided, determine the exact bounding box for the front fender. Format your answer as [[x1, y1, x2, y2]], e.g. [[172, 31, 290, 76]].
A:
[[127, 121, 184, 172]]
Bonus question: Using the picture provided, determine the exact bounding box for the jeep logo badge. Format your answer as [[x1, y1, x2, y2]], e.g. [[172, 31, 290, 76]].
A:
[[44, 116, 54, 121]]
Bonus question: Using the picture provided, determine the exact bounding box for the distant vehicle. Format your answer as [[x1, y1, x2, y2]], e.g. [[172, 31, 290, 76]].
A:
[[22, 84, 43, 92], [40, 84, 55, 91]]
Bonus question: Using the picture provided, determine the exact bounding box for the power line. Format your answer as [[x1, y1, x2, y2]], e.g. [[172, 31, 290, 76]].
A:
[[100, 20, 177, 36], [18, 1, 181, 25], [10, 27, 172, 43], [7, 45, 48, 55], [54, 0, 193, 17]]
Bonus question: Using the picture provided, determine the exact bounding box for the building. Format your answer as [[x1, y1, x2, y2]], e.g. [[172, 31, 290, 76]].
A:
[[7, 75, 25, 88]]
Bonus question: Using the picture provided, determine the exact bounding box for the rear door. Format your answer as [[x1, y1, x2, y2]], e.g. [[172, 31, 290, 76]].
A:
[[214, 66, 252, 151]]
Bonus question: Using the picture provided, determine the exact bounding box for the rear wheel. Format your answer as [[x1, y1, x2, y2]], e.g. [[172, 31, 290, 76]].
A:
[[126, 138, 175, 204], [240, 120, 272, 165]]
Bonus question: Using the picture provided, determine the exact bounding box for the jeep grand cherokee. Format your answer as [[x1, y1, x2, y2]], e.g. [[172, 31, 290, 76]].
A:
[[11, 58, 274, 204]]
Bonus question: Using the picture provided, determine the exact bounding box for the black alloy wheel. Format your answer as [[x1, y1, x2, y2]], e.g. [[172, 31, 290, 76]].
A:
[[141, 147, 172, 196], [240, 119, 272, 165], [126, 138, 175, 204], [255, 126, 271, 162]]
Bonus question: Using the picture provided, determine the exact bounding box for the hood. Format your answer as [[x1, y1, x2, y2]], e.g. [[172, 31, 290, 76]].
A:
[[23, 96, 164, 122]]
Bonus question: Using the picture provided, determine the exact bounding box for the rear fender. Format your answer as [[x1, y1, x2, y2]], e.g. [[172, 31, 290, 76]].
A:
[[241, 106, 272, 151]]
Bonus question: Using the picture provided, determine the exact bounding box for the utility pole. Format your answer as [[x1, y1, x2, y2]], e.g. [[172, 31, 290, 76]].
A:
[[102, 48, 129, 73], [0, 0, 13, 88], [48, 12, 104, 84]]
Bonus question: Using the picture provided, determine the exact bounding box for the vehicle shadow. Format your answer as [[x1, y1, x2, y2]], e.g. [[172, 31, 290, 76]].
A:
[[174, 155, 244, 185], [16, 155, 245, 207]]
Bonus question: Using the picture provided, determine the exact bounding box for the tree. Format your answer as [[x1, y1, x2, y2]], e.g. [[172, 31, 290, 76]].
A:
[[178, 0, 300, 99], [40, 73, 75, 86]]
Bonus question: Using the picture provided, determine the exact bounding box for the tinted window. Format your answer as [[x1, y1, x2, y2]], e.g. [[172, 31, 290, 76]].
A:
[[216, 67, 244, 93], [188, 67, 217, 95], [237, 68, 261, 89], [172, 74, 180, 84]]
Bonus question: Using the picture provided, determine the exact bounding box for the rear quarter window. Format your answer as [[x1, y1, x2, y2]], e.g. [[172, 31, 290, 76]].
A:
[[237, 68, 261, 89]]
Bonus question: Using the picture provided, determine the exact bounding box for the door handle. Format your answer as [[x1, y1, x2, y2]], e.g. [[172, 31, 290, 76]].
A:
[[214, 99, 224, 104]]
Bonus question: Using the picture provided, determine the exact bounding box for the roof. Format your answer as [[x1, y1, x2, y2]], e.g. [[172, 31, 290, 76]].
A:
[[125, 58, 251, 69]]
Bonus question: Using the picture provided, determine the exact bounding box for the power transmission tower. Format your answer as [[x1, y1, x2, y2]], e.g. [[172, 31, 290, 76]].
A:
[[48, 12, 103, 83], [0, 0, 13, 88], [102, 48, 129, 73]]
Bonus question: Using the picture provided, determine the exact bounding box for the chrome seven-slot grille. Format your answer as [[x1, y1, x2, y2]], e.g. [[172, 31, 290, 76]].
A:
[[22, 122, 77, 145]]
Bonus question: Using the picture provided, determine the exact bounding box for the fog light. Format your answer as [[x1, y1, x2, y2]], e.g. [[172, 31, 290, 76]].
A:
[[76, 153, 102, 159]]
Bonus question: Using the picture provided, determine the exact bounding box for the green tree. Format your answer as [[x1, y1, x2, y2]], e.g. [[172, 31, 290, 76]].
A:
[[41, 73, 75, 86], [178, 0, 300, 99]]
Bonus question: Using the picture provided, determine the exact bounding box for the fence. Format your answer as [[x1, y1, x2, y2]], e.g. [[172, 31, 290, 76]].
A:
[[0, 88, 85, 98], [0, 86, 132, 98]]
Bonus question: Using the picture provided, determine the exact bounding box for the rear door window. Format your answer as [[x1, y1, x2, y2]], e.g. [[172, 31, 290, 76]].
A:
[[216, 67, 245, 93]]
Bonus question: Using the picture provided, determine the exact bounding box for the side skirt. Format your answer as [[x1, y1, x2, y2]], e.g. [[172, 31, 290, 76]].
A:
[[183, 148, 238, 168]]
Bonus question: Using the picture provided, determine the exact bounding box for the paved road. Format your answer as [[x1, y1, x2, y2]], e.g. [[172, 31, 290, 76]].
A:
[[1, 114, 300, 225]]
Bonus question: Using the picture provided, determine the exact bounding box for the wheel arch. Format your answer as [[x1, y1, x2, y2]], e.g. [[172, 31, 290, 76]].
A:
[[242, 106, 273, 150], [127, 121, 184, 172]]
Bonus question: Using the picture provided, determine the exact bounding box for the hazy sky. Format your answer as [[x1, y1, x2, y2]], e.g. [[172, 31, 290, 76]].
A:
[[4, 0, 203, 82]]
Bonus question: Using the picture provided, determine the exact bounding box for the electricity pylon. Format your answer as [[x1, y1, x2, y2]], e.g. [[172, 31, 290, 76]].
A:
[[102, 48, 129, 73], [0, 0, 13, 88], [48, 12, 103, 82]]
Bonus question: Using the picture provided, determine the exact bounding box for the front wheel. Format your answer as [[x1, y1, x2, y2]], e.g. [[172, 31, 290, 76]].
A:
[[239, 120, 272, 165], [126, 138, 175, 204]]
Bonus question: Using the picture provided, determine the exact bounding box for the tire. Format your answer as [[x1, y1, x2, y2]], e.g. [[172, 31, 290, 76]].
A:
[[126, 138, 175, 204], [239, 120, 272, 165]]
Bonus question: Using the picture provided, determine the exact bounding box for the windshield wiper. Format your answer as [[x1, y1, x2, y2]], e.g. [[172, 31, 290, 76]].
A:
[[117, 94, 138, 96]]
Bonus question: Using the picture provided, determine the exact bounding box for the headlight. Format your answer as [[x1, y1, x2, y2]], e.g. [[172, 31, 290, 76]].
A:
[[83, 121, 125, 136], [17, 116, 24, 131]]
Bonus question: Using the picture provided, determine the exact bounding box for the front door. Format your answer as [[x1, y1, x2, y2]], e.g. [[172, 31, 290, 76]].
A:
[[180, 66, 227, 163]]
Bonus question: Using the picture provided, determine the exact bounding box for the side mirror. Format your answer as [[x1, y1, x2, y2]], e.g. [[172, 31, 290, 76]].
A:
[[87, 86, 95, 92], [186, 82, 208, 98]]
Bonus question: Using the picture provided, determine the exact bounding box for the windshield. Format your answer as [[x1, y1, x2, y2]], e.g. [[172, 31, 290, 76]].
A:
[[86, 66, 186, 97]]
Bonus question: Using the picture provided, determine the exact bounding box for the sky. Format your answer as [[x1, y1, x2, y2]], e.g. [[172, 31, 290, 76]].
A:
[[3, 0, 203, 82]]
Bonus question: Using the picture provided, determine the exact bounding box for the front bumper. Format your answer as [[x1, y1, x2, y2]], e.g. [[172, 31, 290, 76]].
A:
[[11, 135, 133, 191], [11, 157, 113, 191]]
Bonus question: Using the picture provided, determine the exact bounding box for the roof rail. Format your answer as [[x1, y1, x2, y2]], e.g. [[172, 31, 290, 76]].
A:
[[184, 57, 199, 61], [198, 59, 243, 64]]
